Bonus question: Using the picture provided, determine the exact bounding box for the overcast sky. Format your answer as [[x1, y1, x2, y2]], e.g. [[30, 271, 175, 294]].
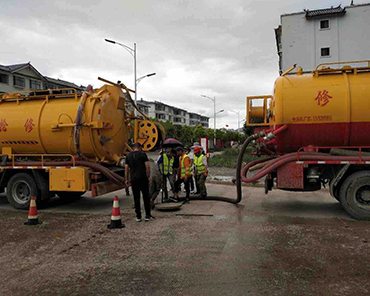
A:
[[1, 0, 367, 129]]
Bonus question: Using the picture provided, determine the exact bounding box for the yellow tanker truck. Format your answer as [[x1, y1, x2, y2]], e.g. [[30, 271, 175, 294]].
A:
[[237, 61, 370, 220], [0, 78, 164, 209]]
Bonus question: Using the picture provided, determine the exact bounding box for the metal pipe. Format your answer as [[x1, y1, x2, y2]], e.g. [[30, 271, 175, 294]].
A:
[[281, 64, 297, 76], [134, 42, 137, 115]]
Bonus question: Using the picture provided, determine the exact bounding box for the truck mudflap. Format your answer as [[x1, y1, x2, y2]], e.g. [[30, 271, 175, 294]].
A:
[[330, 164, 350, 198], [91, 180, 125, 197]]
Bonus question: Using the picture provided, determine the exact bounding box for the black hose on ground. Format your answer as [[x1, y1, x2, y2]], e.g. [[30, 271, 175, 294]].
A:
[[185, 133, 259, 204], [234, 133, 260, 204]]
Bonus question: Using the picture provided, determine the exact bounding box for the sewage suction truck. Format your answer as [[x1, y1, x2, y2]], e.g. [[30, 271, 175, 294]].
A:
[[236, 61, 370, 220], [0, 77, 164, 209]]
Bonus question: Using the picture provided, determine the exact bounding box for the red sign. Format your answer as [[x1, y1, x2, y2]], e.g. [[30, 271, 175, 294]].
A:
[[24, 118, 35, 133], [315, 90, 332, 107], [0, 119, 8, 132]]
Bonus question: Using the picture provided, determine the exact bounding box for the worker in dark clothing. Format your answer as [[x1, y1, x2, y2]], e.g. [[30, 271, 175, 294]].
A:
[[149, 160, 163, 209], [125, 143, 155, 222]]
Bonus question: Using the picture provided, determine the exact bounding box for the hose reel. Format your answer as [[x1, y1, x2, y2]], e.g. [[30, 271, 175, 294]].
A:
[[134, 120, 164, 151]]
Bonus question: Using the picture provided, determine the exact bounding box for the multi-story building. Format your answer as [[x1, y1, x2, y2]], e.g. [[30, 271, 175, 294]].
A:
[[0, 62, 84, 94], [275, 3, 370, 74], [137, 99, 209, 127], [187, 112, 209, 127]]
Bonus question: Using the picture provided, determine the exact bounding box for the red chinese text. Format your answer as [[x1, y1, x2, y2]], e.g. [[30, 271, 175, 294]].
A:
[[0, 119, 8, 132], [24, 118, 35, 133], [315, 90, 332, 107]]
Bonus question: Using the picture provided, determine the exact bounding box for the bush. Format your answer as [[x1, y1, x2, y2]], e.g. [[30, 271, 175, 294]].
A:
[[152, 119, 243, 147], [208, 148, 258, 168]]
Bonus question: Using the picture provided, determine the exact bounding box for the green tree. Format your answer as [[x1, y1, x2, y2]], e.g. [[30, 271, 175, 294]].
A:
[[242, 118, 265, 136], [193, 124, 207, 142], [161, 120, 176, 139]]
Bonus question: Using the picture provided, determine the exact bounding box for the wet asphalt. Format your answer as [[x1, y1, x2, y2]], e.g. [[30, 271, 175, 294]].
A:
[[1, 184, 370, 295]]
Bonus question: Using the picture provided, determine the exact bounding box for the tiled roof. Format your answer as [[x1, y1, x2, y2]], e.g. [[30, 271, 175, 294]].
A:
[[305, 5, 346, 18], [0, 62, 84, 90], [8, 63, 30, 72], [0, 62, 30, 72], [44, 76, 81, 89]]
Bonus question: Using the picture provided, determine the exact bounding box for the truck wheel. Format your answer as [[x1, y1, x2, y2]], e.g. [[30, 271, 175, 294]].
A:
[[340, 171, 370, 220], [56, 191, 86, 200], [6, 173, 38, 210]]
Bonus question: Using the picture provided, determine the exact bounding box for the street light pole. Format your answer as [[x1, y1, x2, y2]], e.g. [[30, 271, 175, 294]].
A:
[[229, 109, 240, 129], [201, 95, 218, 149], [134, 43, 137, 108], [105, 38, 137, 111], [136, 73, 156, 86]]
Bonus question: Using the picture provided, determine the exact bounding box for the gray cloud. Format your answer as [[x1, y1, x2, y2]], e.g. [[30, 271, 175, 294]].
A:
[[1, 0, 363, 128]]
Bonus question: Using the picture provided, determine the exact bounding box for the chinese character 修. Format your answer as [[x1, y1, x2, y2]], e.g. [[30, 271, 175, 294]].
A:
[[0, 119, 8, 132], [24, 119, 35, 133], [315, 90, 332, 107]]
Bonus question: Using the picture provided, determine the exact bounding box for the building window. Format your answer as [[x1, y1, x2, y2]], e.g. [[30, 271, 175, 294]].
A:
[[30, 80, 42, 90], [321, 47, 330, 57], [320, 20, 330, 30], [155, 114, 165, 120], [44, 83, 57, 89], [138, 106, 148, 114], [13, 76, 25, 88], [0, 73, 9, 84], [155, 104, 165, 111]]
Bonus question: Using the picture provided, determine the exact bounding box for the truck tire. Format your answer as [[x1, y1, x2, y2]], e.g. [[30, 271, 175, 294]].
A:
[[339, 171, 370, 220], [56, 191, 86, 200], [6, 173, 38, 210]]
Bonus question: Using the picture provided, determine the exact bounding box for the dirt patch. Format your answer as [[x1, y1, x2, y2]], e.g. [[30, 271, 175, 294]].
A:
[[208, 166, 236, 177]]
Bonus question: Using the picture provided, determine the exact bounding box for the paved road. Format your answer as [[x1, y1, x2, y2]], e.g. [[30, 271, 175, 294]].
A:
[[1, 184, 370, 295]]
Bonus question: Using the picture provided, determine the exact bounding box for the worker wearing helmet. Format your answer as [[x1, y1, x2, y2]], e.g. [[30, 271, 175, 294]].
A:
[[174, 147, 190, 203], [194, 146, 208, 198], [157, 149, 175, 200]]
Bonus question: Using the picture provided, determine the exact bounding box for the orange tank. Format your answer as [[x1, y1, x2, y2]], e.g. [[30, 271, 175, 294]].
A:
[[247, 61, 370, 153], [0, 84, 130, 164]]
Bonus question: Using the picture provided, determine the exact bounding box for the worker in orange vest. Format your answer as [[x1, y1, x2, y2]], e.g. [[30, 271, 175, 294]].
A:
[[174, 147, 190, 203]]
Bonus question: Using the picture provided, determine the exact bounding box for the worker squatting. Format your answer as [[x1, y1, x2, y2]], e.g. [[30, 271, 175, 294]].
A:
[[125, 143, 208, 222], [156, 145, 208, 203]]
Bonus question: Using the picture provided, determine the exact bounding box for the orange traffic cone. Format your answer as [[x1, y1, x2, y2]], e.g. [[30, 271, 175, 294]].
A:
[[24, 196, 40, 225], [107, 196, 125, 229]]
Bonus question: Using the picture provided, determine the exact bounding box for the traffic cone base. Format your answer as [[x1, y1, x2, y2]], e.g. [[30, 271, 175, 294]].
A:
[[107, 196, 125, 229], [24, 196, 41, 226], [24, 218, 40, 226], [107, 219, 125, 229]]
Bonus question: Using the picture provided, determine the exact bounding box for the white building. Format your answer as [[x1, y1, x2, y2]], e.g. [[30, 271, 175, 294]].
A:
[[275, 3, 370, 74], [0, 62, 84, 94], [137, 99, 209, 127]]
